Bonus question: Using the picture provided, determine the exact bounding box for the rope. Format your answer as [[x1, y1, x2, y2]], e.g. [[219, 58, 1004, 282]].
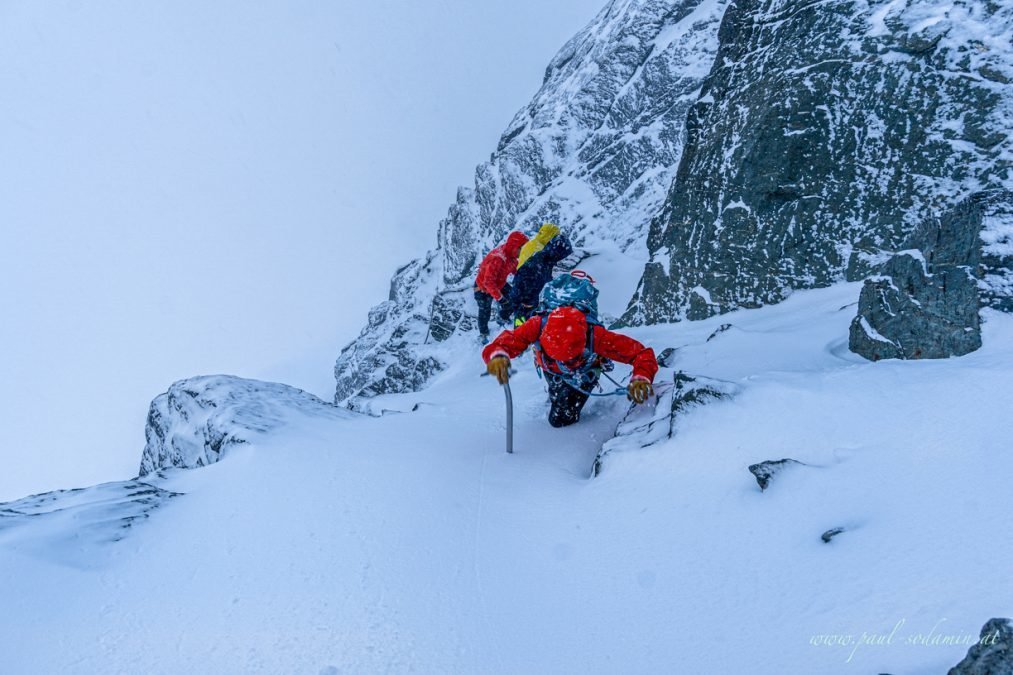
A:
[[549, 369, 628, 398]]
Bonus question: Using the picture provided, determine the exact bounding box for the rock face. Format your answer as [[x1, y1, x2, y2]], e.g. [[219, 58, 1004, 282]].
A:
[[850, 190, 1013, 360], [334, 0, 729, 408], [948, 618, 1013, 675], [140, 375, 350, 476], [624, 0, 1013, 325]]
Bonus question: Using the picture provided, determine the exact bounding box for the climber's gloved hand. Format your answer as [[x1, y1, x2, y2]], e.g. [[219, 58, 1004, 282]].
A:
[[487, 356, 511, 385], [627, 377, 653, 405]]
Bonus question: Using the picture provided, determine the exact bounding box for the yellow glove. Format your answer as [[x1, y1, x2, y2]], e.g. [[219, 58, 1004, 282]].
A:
[[627, 378, 653, 404], [487, 356, 511, 385]]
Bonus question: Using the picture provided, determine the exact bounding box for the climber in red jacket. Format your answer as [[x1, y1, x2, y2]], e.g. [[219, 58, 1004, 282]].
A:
[[482, 306, 657, 427], [474, 231, 529, 342]]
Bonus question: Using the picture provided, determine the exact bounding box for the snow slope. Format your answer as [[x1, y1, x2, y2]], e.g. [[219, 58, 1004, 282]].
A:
[[2, 282, 1010, 674]]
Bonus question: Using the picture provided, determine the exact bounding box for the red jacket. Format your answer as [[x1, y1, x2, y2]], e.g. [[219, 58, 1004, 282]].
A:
[[482, 315, 658, 383], [475, 231, 529, 299]]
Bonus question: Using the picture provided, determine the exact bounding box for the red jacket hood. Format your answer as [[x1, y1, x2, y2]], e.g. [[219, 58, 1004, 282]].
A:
[[504, 231, 529, 258]]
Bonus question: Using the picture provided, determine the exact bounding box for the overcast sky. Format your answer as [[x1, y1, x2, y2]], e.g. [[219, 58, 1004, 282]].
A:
[[0, 0, 604, 500]]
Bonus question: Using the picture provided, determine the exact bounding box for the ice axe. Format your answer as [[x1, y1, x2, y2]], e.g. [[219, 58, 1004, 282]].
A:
[[481, 369, 516, 454]]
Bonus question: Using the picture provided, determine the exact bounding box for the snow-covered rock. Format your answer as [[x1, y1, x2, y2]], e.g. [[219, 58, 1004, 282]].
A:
[[141, 375, 351, 475], [626, 0, 1013, 324], [592, 370, 737, 475], [850, 190, 1013, 360], [948, 618, 1013, 675], [0, 376, 355, 556], [334, 0, 729, 408], [0, 480, 180, 563], [850, 252, 981, 360]]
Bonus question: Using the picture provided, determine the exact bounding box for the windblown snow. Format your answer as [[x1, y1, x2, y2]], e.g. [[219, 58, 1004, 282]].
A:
[[2, 283, 1010, 674]]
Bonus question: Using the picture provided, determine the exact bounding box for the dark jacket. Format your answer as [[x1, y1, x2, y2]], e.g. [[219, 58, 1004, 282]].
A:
[[507, 235, 573, 316]]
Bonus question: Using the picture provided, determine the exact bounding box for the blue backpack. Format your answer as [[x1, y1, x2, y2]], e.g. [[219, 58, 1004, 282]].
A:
[[537, 272, 599, 321], [532, 272, 609, 390]]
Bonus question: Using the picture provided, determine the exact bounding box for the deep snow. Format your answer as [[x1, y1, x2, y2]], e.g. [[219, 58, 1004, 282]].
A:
[[2, 282, 1010, 674]]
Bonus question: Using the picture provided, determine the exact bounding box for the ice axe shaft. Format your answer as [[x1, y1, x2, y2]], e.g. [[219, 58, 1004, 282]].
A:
[[481, 370, 516, 454], [502, 380, 513, 454]]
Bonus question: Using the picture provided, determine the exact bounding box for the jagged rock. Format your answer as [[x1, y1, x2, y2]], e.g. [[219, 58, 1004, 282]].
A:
[[334, 0, 729, 407], [140, 375, 351, 475], [821, 527, 846, 543], [593, 371, 737, 476], [850, 191, 1013, 360], [426, 294, 469, 343], [625, 0, 1013, 325], [845, 248, 895, 281], [748, 458, 803, 491], [948, 618, 1013, 675], [850, 252, 981, 360]]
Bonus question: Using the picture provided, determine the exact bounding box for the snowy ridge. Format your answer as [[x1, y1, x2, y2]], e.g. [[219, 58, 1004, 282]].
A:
[[141, 375, 353, 475], [334, 0, 728, 408], [0, 480, 180, 567], [0, 375, 355, 561]]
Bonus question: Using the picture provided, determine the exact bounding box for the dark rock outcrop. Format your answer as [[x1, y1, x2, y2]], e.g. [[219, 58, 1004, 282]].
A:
[[821, 527, 846, 543], [850, 190, 1013, 360], [141, 375, 351, 475], [706, 323, 733, 342], [748, 458, 803, 491], [948, 618, 1013, 675], [334, 0, 729, 408], [624, 0, 1013, 325], [849, 251, 981, 360]]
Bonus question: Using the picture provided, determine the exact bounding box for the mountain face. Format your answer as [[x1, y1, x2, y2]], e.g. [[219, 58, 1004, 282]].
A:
[[337, 0, 1013, 404], [624, 0, 1013, 325], [333, 0, 728, 408]]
